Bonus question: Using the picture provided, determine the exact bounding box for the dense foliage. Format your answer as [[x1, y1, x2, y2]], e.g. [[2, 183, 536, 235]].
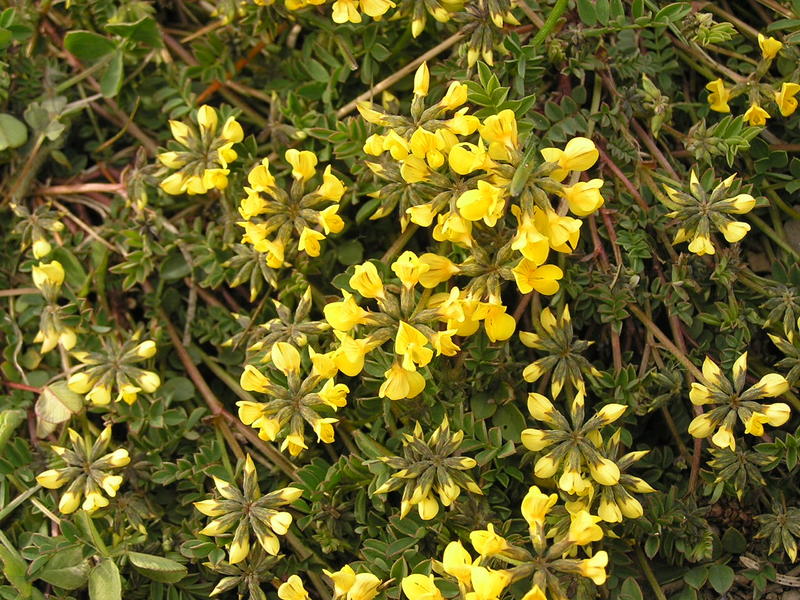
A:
[[2, 1, 800, 599]]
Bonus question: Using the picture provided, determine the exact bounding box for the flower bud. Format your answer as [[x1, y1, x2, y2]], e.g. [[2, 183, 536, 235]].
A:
[[135, 340, 157, 358], [32, 238, 51, 258], [168, 120, 192, 146], [413, 62, 429, 97], [107, 448, 130, 467], [58, 491, 81, 514], [196, 105, 218, 134], [756, 373, 789, 397], [68, 372, 95, 394], [86, 384, 111, 406], [36, 469, 67, 489], [137, 371, 161, 393]]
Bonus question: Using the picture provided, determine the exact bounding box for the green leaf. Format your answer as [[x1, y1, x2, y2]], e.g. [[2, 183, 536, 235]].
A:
[[683, 566, 707, 589], [37, 548, 90, 590], [105, 17, 161, 46], [492, 404, 526, 441], [576, 0, 596, 25], [336, 240, 363, 266], [721, 527, 747, 554], [64, 31, 115, 62], [88, 559, 121, 600], [0, 114, 27, 150], [707, 565, 734, 593], [100, 51, 124, 98], [0, 544, 32, 598], [127, 552, 187, 584], [619, 577, 643, 600], [35, 381, 83, 438], [654, 2, 691, 23]]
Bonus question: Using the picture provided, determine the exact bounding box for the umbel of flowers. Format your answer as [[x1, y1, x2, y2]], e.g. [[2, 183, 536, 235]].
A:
[[688, 351, 790, 450], [158, 105, 244, 195], [660, 170, 756, 256], [195, 454, 302, 564], [237, 150, 347, 267], [67, 334, 161, 406], [238, 341, 350, 455], [30, 259, 77, 354], [370, 419, 481, 520], [36, 427, 130, 514]]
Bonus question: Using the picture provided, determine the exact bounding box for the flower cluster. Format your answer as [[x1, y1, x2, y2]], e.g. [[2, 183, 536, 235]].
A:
[[11, 202, 64, 259], [67, 334, 161, 406], [30, 260, 77, 354], [238, 341, 350, 455], [371, 419, 481, 520], [688, 351, 790, 450], [237, 150, 346, 267], [195, 455, 302, 564], [158, 105, 244, 195], [705, 33, 799, 125], [402, 491, 611, 600], [36, 427, 130, 514], [519, 305, 600, 398], [661, 170, 755, 255]]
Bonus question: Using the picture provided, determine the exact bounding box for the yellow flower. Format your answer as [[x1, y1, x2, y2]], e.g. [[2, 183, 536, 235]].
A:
[[479, 109, 518, 160], [743, 103, 770, 126], [764, 402, 791, 426], [248, 159, 276, 191], [444, 109, 480, 135], [456, 180, 505, 225], [758, 33, 783, 59], [312, 417, 338, 443], [271, 342, 301, 376], [318, 165, 346, 201], [391, 251, 430, 288], [568, 510, 604, 545], [688, 413, 717, 438], [410, 128, 445, 169], [719, 221, 750, 243], [418, 254, 459, 288], [360, 0, 395, 17], [319, 205, 345, 235], [348, 573, 382, 600], [58, 491, 81, 514], [534, 207, 581, 253], [439, 82, 468, 111], [483, 303, 516, 342], [395, 321, 433, 370], [540, 137, 599, 182], [756, 373, 789, 397], [309, 347, 339, 379], [433, 211, 473, 247], [562, 179, 605, 216], [240, 364, 272, 393], [512, 260, 563, 295], [406, 202, 438, 227], [775, 82, 800, 117], [400, 156, 431, 183], [468, 566, 511, 600], [579, 551, 608, 585], [319, 379, 349, 408], [401, 574, 442, 600], [448, 142, 492, 175], [521, 586, 546, 600], [364, 134, 385, 156], [333, 331, 374, 376], [413, 62, 429, 97], [350, 262, 385, 298], [285, 149, 318, 181], [299, 227, 325, 257], [711, 424, 736, 450], [168, 120, 191, 146], [36, 469, 68, 489], [281, 432, 308, 456], [705, 79, 731, 113], [158, 151, 186, 169], [32, 260, 65, 292], [511, 206, 549, 264], [527, 392, 556, 423], [279, 575, 310, 600], [324, 291, 371, 331], [197, 105, 218, 134], [687, 233, 715, 255], [137, 371, 161, 394], [117, 384, 140, 405], [379, 362, 425, 400], [442, 541, 472, 585], [82, 490, 110, 513], [589, 458, 621, 486], [222, 116, 244, 143], [429, 330, 460, 356], [357, 101, 390, 125], [332, 0, 361, 23], [469, 523, 508, 556], [744, 412, 769, 436], [521, 485, 558, 529], [728, 193, 756, 214], [324, 565, 356, 600], [32, 238, 52, 258]]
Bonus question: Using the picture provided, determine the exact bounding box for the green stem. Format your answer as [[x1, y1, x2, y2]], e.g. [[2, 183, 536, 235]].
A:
[[530, 0, 569, 48], [636, 545, 668, 600], [748, 213, 800, 260], [0, 486, 42, 524], [77, 510, 111, 557]]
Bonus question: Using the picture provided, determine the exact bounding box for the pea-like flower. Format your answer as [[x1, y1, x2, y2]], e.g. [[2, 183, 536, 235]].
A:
[[36, 426, 130, 514], [687, 351, 790, 451], [30, 260, 77, 354], [195, 454, 302, 564]]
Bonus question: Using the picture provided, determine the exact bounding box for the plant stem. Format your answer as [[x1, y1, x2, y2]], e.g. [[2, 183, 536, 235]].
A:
[[636, 545, 668, 600], [530, 0, 569, 48]]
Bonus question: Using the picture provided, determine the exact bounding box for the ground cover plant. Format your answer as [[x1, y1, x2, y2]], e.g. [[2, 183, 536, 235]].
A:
[[2, 0, 800, 598]]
